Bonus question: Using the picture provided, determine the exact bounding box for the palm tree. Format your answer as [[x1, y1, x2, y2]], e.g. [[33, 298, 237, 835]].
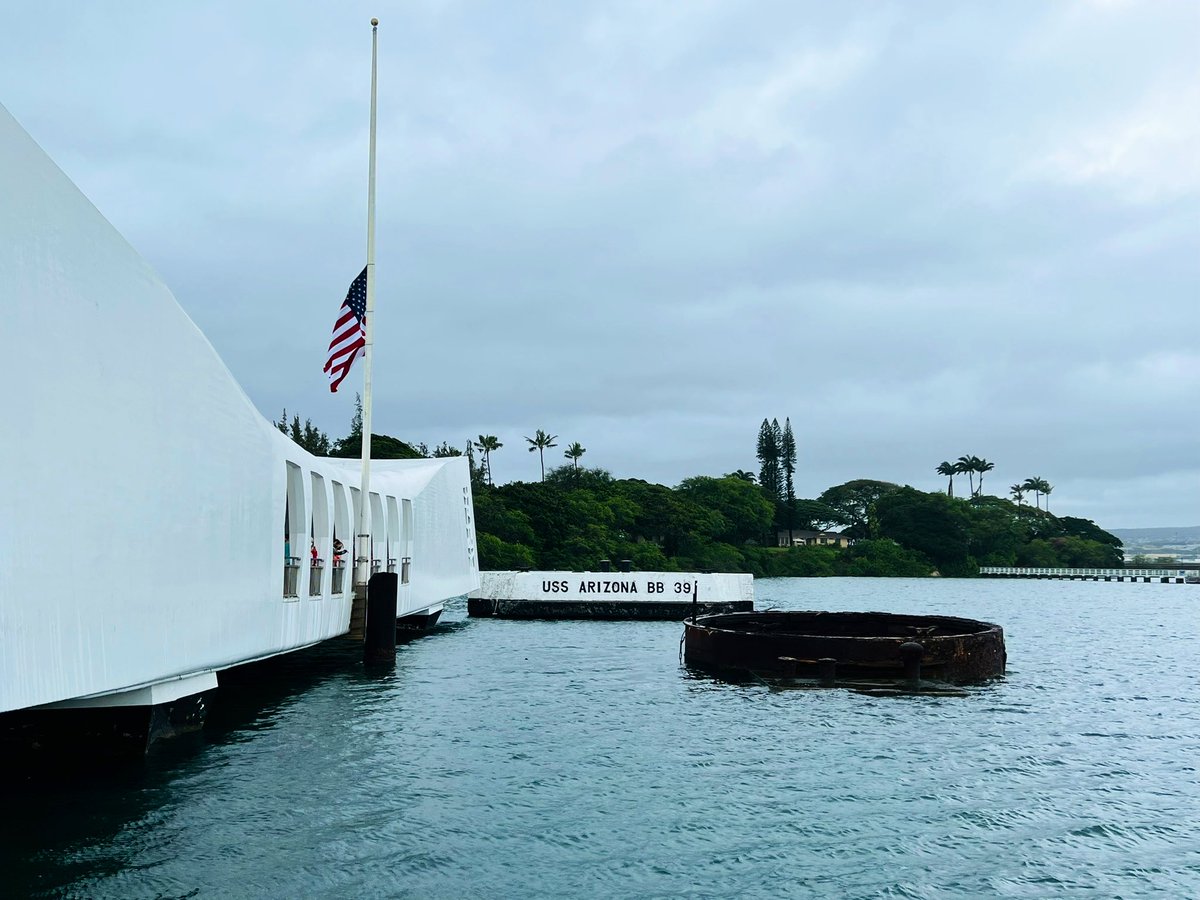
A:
[[956, 456, 977, 497], [474, 434, 502, 486], [936, 461, 957, 498], [1022, 476, 1043, 510], [975, 458, 995, 497], [726, 469, 757, 483], [1009, 483, 1025, 506], [1040, 479, 1053, 512], [564, 441, 586, 472], [525, 430, 558, 481]]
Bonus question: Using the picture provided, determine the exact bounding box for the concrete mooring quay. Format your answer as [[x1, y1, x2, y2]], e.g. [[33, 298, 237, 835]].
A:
[[980, 565, 1199, 584], [467, 569, 754, 620]]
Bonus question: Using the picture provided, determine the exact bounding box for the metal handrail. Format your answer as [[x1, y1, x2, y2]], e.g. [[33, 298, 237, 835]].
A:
[[283, 556, 301, 598]]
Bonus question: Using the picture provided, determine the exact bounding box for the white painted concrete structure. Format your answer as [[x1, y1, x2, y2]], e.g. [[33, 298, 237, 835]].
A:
[[980, 566, 1197, 583], [471, 571, 754, 605], [0, 104, 479, 714]]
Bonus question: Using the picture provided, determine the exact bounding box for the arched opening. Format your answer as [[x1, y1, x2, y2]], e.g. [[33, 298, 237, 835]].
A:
[[350, 486, 363, 583], [283, 462, 305, 599], [309, 472, 329, 598], [401, 498, 413, 584], [369, 492, 385, 575], [331, 480, 349, 595], [386, 496, 400, 574]]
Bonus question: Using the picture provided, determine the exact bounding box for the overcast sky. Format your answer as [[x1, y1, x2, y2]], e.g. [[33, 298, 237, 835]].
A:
[[2, 1, 1197, 528]]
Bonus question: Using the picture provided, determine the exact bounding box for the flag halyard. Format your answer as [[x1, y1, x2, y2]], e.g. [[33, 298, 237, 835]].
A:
[[324, 266, 368, 392]]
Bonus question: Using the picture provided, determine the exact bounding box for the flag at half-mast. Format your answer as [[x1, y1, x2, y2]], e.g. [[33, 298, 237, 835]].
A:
[[324, 266, 368, 392]]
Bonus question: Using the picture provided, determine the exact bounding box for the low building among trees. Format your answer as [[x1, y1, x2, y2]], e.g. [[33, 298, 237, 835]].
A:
[[777, 530, 851, 548]]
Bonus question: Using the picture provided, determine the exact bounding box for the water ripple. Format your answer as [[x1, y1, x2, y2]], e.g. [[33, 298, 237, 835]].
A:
[[3, 580, 1199, 898]]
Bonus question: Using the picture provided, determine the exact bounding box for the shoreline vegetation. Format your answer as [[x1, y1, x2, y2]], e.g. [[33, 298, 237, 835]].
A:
[[278, 406, 1123, 578]]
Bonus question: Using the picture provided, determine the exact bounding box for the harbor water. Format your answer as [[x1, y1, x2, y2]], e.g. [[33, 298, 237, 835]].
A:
[[5, 578, 1198, 898]]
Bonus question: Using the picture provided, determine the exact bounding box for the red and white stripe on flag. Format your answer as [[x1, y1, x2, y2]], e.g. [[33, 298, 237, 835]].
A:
[[324, 266, 368, 393]]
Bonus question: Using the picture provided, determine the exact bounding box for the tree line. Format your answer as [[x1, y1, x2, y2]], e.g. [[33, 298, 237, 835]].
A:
[[276, 404, 1123, 577], [935, 456, 1054, 511]]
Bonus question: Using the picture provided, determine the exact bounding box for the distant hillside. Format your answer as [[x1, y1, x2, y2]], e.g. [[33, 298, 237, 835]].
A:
[[1109, 525, 1200, 558]]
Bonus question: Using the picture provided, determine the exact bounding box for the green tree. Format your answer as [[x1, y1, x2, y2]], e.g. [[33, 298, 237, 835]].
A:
[[463, 440, 485, 490], [675, 539, 746, 574], [476, 532, 535, 570], [791, 499, 851, 532], [1050, 536, 1119, 567], [473, 489, 538, 547], [1022, 476, 1049, 510], [874, 487, 973, 576], [1017, 538, 1058, 566], [676, 475, 775, 545], [1055, 516, 1121, 552], [963, 495, 1024, 566], [304, 421, 331, 455], [725, 470, 756, 483], [817, 479, 901, 538], [525, 429, 558, 482], [975, 458, 995, 497], [957, 456, 977, 497], [617, 479, 721, 556], [743, 545, 841, 577], [936, 461, 957, 498], [544, 465, 615, 492], [331, 432, 425, 460], [1009, 483, 1025, 506], [474, 435, 503, 486], [837, 539, 931, 577], [780, 418, 797, 542], [274, 408, 331, 455], [564, 441, 586, 472], [756, 419, 781, 502]]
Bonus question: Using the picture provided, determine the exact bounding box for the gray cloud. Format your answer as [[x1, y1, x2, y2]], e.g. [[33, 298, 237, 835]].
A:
[[2, 0, 1196, 527]]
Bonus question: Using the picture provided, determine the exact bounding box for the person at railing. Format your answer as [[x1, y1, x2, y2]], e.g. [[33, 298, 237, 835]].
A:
[[332, 537, 347, 568], [311, 539, 318, 564]]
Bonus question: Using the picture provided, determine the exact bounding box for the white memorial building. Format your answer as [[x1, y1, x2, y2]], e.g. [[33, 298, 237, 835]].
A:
[[0, 103, 479, 719]]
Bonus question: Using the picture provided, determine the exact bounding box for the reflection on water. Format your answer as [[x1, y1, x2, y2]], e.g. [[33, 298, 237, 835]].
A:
[[3, 580, 1199, 898]]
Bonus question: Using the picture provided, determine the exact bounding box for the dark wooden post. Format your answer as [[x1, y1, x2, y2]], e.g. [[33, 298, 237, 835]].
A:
[[364, 572, 398, 665]]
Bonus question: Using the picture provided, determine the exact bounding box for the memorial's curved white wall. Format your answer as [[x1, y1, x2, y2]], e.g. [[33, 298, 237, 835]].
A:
[[0, 104, 478, 713]]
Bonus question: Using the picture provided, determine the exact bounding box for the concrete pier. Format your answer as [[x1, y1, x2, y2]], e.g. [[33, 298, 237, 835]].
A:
[[467, 570, 754, 619], [979, 565, 1199, 584]]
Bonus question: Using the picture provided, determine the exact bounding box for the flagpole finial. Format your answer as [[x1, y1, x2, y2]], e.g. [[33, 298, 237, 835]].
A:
[[371, 17, 379, 26]]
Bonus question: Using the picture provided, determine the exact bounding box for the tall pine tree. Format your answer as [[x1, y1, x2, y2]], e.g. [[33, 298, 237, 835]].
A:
[[780, 417, 797, 543], [756, 418, 781, 502], [771, 418, 784, 502]]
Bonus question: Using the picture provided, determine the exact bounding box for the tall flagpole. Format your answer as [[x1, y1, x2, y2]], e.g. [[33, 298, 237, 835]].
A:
[[356, 16, 379, 587]]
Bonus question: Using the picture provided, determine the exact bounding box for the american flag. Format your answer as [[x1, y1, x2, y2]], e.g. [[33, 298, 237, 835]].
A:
[[324, 266, 367, 393]]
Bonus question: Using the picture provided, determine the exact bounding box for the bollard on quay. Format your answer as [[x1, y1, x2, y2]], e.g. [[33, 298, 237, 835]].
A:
[[818, 657, 837, 687], [899, 641, 923, 685]]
